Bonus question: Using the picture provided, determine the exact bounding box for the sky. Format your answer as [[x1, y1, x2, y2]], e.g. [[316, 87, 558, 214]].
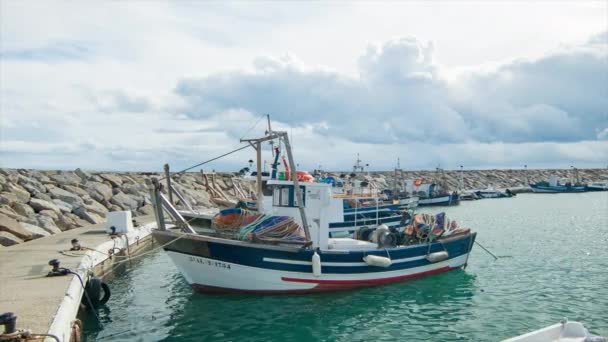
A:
[[0, 1, 607, 172]]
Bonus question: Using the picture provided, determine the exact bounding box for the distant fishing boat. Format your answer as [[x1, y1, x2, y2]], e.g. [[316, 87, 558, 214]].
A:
[[151, 129, 476, 294], [474, 187, 515, 199], [459, 191, 479, 201], [530, 176, 586, 193], [416, 183, 460, 206], [413, 168, 460, 206], [502, 319, 606, 342], [586, 181, 608, 191]]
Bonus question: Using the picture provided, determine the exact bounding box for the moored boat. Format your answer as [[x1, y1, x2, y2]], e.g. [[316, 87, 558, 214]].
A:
[[474, 187, 515, 199], [502, 319, 606, 342], [418, 191, 460, 206], [150, 130, 477, 294], [585, 181, 608, 191], [530, 176, 586, 193]]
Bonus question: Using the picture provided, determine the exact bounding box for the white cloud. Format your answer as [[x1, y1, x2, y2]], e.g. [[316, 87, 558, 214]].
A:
[[1, 2, 607, 171]]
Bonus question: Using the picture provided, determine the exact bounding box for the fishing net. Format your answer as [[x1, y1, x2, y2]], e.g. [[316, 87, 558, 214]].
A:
[[211, 208, 308, 244]]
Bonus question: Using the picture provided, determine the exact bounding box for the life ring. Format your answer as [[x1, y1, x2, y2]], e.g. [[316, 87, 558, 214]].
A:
[[414, 179, 423, 187]]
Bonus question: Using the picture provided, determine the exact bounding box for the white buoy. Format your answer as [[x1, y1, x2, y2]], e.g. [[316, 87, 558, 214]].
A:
[[426, 251, 449, 262], [312, 251, 322, 277], [363, 255, 392, 267]]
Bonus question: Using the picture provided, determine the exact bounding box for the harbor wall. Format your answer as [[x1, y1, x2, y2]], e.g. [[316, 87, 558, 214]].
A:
[[0, 168, 253, 247], [1, 167, 606, 247], [353, 168, 608, 192]]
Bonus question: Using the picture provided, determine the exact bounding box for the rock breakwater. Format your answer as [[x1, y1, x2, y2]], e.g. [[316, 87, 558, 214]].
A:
[[0, 168, 253, 246], [1, 167, 606, 246]]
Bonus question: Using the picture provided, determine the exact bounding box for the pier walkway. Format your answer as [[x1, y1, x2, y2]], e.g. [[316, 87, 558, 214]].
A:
[[0, 215, 156, 341]]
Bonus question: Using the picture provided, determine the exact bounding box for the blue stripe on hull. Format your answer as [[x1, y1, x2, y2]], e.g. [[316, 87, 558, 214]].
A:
[[418, 194, 460, 206], [329, 215, 402, 229], [159, 232, 476, 275], [344, 203, 401, 213], [530, 184, 586, 193]]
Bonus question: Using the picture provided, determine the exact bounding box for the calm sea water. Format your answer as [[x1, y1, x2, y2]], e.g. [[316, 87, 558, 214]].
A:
[[84, 192, 608, 341]]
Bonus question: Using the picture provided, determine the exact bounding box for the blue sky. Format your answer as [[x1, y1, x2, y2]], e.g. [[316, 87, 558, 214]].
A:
[[0, 1, 606, 171]]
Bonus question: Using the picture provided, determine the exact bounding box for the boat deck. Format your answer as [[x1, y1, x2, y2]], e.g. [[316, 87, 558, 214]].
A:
[[0, 215, 155, 340]]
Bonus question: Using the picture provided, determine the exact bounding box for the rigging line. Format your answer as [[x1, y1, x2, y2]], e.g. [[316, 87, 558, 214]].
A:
[[160, 144, 252, 180], [239, 114, 266, 140]]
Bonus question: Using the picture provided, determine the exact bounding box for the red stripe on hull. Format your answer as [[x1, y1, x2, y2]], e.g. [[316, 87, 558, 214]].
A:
[[190, 266, 456, 294], [282, 266, 452, 285]]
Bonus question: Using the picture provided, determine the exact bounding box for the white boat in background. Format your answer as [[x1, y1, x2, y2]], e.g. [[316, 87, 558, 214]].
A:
[[586, 181, 608, 191], [474, 187, 515, 199], [502, 320, 606, 342]]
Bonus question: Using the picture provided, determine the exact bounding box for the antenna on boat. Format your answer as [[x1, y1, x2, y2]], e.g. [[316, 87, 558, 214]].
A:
[[266, 114, 274, 157]]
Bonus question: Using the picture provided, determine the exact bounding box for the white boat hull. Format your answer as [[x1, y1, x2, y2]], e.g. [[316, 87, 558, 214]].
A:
[[164, 251, 470, 294], [502, 320, 606, 342]]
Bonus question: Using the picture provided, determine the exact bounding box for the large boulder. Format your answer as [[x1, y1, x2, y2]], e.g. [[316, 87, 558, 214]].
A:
[[20, 222, 51, 239], [99, 173, 123, 187], [88, 175, 104, 183], [48, 187, 84, 207], [73, 207, 104, 224], [0, 213, 33, 240], [110, 192, 139, 210], [40, 210, 59, 220], [65, 213, 89, 227], [0, 192, 19, 206], [11, 202, 35, 218], [61, 184, 89, 197], [29, 198, 61, 214], [36, 215, 62, 234], [33, 191, 53, 202], [50, 172, 82, 186], [3, 183, 31, 203], [85, 181, 113, 201], [122, 183, 147, 196], [0, 231, 23, 246], [52, 199, 73, 214], [82, 198, 108, 217], [55, 214, 79, 231], [17, 175, 46, 193], [74, 168, 91, 181], [137, 204, 155, 216], [29, 170, 51, 183], [0, 205, 23, 221]]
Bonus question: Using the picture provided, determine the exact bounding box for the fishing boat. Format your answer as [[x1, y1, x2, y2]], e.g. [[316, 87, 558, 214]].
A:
[[414, 168, 460, 206], [586, 181, 608, 191], [418, 191, 460, 206], [150, 130, 477, 294], [502, 319, 606, 342], [474, 187, 515, 199], [530, 176, 586, 193], [459, 191, 479, 201]]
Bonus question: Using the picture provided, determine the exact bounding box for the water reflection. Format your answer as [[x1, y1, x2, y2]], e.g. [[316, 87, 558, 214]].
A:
[[160, 270, 477, 342]]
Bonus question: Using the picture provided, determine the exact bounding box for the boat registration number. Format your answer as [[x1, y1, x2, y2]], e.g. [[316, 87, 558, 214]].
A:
[[188, 256, 231, 269]]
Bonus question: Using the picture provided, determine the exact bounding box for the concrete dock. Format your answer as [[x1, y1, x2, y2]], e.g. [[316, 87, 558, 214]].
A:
[[0, 215, 157, 341]]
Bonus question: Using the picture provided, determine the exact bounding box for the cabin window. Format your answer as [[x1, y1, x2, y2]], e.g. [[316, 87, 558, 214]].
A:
[[273, 188, 281, 206], [272, 185, 307, 207], [281, 187, 290, 206]]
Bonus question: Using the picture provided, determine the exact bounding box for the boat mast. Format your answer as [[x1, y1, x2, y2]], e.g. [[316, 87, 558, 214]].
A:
[[241, 128, 311, 243], [282, 132, 311, 242]]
